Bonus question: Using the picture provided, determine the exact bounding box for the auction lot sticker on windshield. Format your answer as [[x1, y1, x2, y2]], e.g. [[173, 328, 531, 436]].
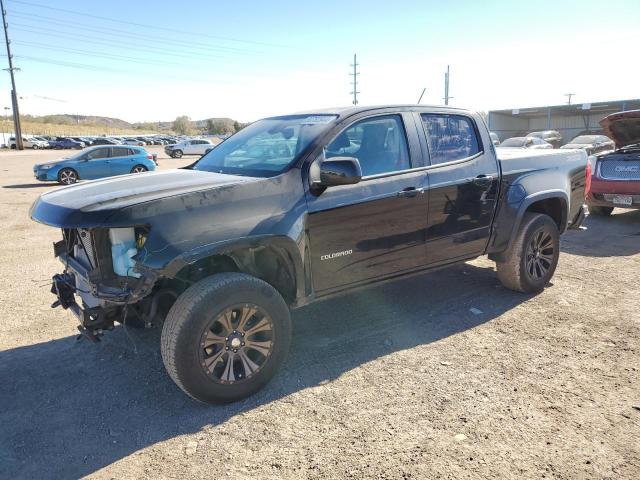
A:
[[301, 115, 337, 124]]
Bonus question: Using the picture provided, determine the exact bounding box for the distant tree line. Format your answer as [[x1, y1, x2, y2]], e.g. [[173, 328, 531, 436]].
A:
[[172, 115, 247, 136]]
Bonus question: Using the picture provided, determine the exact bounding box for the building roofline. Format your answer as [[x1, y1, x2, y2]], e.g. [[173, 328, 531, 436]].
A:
[[489, 98, 640, 115]]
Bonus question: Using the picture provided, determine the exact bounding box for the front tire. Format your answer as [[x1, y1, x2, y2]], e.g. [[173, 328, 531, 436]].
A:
[[588, 205, 613, 216], [171, 149, 183, 158], [58, 168, 79, 185], [496, 213, 560, 293], [32, 145, 39, 150], [161, 273, 292, 404]]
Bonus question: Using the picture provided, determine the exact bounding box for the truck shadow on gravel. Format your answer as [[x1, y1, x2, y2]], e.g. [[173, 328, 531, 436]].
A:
[[2, 183, 55, 189], [0, 263, 530, 479], [561, 209, 640, 257]]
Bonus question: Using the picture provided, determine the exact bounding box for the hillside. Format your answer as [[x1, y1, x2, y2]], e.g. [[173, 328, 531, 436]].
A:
[[11, 114, 244, 136]]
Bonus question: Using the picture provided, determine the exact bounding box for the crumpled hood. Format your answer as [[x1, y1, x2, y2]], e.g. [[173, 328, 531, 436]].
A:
[[600, 109, 640, 148], [30, 168, 258, 227]]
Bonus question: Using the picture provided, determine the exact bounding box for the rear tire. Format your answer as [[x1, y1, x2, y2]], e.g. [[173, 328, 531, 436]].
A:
[[161, 273, 291, 404], [588, 205, 613, 216], [32, 145, 39, 150], [496, 213, 560, 293], [130, 165, 148, 173]]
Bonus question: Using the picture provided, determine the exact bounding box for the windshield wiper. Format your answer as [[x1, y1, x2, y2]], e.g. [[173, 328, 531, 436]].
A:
[[617, 143, 640, 152]]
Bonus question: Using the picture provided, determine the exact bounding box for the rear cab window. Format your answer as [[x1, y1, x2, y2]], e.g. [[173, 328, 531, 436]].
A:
[[420, 114, 481, 164]]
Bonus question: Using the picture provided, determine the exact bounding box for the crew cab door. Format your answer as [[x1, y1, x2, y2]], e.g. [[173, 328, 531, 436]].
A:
[[305, 112, 429, 293], [417, 112, 500, 264]]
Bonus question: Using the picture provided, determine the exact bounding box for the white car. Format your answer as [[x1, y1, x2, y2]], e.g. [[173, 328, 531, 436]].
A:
[[165, 139, 215, 158], [497, 136, 553, 150], [121, 138, 146, 146], [9, 136, 49, 149]]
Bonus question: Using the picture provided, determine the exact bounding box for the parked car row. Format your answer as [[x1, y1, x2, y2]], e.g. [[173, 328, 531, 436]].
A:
[[496, 130, 616, 154], [8, 134, 186, 150]]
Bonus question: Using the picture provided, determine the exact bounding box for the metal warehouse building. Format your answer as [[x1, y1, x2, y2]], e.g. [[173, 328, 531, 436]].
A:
[[487, 98, 640, 145]]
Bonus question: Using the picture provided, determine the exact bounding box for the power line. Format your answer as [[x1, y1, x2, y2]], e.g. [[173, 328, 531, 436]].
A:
[[7, 23, 312, 71], [14, 40, 184, 68], [7, 11, 265, 56], [10, 39, 303, 81], [6, 0, 289, 48], [9, 54, 241, 85], [1, 0, 23, 149], [350, 54, 359, 106]]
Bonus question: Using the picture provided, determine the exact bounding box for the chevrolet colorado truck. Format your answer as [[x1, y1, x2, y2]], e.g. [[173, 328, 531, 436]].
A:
[[30, 105, 587, 404]]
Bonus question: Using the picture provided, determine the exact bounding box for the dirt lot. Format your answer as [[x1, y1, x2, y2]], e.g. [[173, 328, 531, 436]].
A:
[[0, 147, 638, 479]]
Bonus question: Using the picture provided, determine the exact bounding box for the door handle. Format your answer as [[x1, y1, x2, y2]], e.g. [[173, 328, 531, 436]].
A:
[[397, 187, 425, 198], [473, 175, 493, 187]]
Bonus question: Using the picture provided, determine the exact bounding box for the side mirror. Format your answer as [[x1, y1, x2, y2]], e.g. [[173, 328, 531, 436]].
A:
[[312, 156, 362, 189]]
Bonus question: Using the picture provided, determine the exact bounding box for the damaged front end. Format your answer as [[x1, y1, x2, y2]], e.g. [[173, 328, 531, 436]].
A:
[[50, 227, 163, 341]]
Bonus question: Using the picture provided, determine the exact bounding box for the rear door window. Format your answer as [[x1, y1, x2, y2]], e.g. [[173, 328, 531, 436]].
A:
[[420, 114, 481, 164], [111, 147, 130, 157]]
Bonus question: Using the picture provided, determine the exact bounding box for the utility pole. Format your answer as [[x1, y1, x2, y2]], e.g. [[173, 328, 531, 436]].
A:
[[349, 54, 359, 105], [2, 106, 8, 146], [443, 65, 453, 105], [1, 0, 23, 149], [564, 93, 575, 105], [417, 88, 426, 104]]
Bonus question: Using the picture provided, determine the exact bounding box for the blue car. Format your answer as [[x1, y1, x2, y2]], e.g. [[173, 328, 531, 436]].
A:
[[33, 145, 157, 185], [49, 138, 85, 150]]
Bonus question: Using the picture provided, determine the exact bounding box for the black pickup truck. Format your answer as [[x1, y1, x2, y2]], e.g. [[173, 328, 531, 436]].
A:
[[30, 105, 587, 404]]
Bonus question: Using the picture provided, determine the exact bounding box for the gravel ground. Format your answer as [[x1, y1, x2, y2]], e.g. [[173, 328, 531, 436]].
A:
[[0, 147, 638, 479]]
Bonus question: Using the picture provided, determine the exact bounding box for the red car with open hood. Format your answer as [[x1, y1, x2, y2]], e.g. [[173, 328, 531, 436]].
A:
[[586, 110, 640, 215]]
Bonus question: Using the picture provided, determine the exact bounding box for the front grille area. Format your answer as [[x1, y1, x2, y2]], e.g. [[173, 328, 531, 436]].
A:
[[598, 158, 640, 180], [76, 229, 96, 267], [61, 228, 114, 277]]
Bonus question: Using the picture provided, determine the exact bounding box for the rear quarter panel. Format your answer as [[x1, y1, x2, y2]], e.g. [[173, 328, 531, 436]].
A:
[[488, 149, 587, 254]]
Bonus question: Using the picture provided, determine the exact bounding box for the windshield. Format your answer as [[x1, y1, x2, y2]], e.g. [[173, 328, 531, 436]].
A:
[[501, 137, 526, 147], [193, 114, 337, 177]]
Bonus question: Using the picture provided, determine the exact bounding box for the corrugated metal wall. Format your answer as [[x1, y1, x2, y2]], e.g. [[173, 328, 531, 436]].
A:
[[488, 100, 640, 145]]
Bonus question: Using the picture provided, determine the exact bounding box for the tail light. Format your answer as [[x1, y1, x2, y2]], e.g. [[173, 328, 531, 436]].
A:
[[585, 159, 592, 199]]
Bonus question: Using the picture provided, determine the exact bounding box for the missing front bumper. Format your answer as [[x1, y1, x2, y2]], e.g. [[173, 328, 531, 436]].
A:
[[50, 273, 117, 342]]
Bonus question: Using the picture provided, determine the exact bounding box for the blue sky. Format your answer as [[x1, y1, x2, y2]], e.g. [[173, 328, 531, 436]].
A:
[[1, 0, 639, 122]]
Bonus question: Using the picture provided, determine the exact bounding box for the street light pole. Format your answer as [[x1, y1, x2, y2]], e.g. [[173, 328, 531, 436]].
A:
[[0, 0, 23, 149]]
